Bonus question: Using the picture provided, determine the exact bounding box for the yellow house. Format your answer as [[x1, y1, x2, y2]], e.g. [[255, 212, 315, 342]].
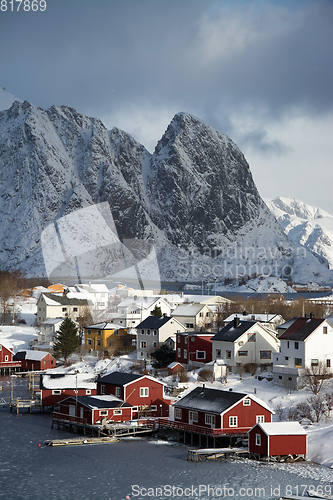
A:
[[84, 322, 125, 352]]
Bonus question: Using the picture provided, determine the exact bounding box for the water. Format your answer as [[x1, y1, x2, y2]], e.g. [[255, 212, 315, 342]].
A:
[[1, 379, 333, 500]]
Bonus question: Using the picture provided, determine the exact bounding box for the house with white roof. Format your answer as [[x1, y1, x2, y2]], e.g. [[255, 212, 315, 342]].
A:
[[223, 313, 284, 330], [113, 296, 172, 328], [171, 303, 213, 331], [36, 293, 89, 324]]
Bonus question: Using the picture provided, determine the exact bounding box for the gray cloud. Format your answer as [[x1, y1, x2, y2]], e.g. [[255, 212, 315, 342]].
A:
[[1, 0, 332, 212]]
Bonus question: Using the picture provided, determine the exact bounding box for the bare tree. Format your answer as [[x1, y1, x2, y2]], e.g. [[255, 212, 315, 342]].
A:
[[273, 401, 285, 421], [302, 361, 332, 395], [307, 395, 326, 423]]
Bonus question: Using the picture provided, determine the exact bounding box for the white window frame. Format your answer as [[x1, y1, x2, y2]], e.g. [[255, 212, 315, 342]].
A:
[[229, 416, 238, 427], [52, 390, 61, 395], [86, 389, 91, 395], [113, 409, 122, 415], [150, 405, 157, 411], [205, 414, 215, 426], [196, 350, 206, 360], [256, 415, 264, 423], [140, 387, 149, 397], [99, 410, 108, 416], [189, 411, 198, 423], [255, 433, 261, 446], [243, 398, 251, 406], [101, 385, 106, 395], [116, 387, 121, 397], [175, 408, 182, 419]]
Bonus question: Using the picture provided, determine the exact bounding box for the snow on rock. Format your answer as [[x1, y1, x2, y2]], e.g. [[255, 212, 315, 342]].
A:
[[267, 197, 333, 270], [0, 93, 332, 287]]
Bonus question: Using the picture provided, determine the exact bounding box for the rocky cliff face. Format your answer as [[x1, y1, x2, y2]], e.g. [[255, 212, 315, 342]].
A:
[[0, 95, 331, 284]]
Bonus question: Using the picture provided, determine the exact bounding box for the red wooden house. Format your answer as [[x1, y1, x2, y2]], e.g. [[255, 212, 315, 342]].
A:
[[58, 395, 132, 425], [13, 350, 56, 371], [0, 341, 21, 373], [168, 386, 273, 436], [176, 332, 213, 367], [40, 373, 97, 408], [97, 372, 173, 418], [248, 422, 307, 458]]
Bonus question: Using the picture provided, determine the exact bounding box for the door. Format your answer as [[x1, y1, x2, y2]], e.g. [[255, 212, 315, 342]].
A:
[[189, 411, 198, 425], [69, 405, 76, 417]]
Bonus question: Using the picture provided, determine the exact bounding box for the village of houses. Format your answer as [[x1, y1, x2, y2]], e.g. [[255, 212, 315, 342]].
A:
[[1, 281, 333, 468]]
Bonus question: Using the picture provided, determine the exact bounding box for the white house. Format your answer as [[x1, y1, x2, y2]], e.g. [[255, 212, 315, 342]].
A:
[[211, 317, 280, 373], [273, 317, 333, 390], [222, 313, 285, 330], [113, 296, 172, 328], [36, 293, 89, 324], [136, 315, 186, 359], [171, 303, 213, 330]]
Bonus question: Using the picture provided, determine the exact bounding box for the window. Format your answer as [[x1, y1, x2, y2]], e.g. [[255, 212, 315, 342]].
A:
[[140, 341, 147, 349], [147, 330, 150, 335], [327, 359, 331, 368], [73, 307, 78, 312], [255, 433, 261, 446], [226, 350, 231, 359], [52, 390, 61, 395], [116, 387, 121, 397], [96, 339, 101, 346], [113, 410, 122, 415], [199, 312, 203, 317], [87, 339, 92, 345], [191, 337, 195, 342], [229, 416, 238, 427], [98, 330, 101, 335], [87, 329, 91, 335], [175, 408, 182, 419], [279, 376, 282, 380], [62, 307, 67, 312], [205, 414, 215, 425], [294, 341, 299, 349], [238, 351, 247, 356], [196, 351, 205, 359], [86, 389, 91, 395], [216, 349, 221, 359], [243, 398, 251, 406], [177, 348, 181, 357], [311, 359, 319, 366], [153, 342, 157, 348], [295, 358, 302, 368], [256, 415, 264, 423], [185, 337, 188, 344], [260, 351, 271, 359], [184, 349, 187, 359], [323, 327, 328, 334], [153, 330, 157, 336], [186, 323, 194, 329], [206, 312, 210, 317], [150, 405, 157, 411], [101, 385, 106, 395], [189, 411, 198, 423], [141, 329, 145, 335], [140, 387, 149, 397], [248, 333, 256, 342], [177, 335, 180, 343], [285, 356, 289, 361], [5, 355, 9, 361], [287, 341, 289, 348], [99, 410, 108, 416]]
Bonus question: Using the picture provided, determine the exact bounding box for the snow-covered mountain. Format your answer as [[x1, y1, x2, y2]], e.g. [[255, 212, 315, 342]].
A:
[[0, 88, 332, 285], [266, 197, 333, 271]]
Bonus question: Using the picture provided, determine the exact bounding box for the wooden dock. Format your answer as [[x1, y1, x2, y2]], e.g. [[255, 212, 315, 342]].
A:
[[45, 436, 119, 447], [10, 397, 42, 414], [187, 447, 249, 462]]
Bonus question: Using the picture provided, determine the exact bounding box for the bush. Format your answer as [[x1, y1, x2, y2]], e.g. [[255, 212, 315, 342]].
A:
[[197, 368, 214, 382], [243, 363, 259, 376], [179, 371, 189, 383]]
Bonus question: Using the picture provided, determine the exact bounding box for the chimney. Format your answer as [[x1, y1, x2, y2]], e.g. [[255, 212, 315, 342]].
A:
[[310, 312, 314, 319], [234, 316, 240, 328]]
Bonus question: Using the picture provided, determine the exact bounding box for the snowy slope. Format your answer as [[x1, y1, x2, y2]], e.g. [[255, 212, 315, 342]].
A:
[[0, 90, 332, 285], [266, 197, 333, 270]]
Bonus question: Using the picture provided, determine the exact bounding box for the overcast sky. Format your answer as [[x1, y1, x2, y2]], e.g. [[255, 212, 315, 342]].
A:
[[1, 0, 332, 213]]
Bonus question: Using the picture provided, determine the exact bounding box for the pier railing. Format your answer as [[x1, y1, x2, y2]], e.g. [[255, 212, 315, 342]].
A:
[[52, 412, 87, 426], [158, 418, 249, 436]]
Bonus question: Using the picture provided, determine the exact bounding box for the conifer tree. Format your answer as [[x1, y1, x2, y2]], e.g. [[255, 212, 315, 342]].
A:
[[151, 305, 163, 316], [53, 317, 80, 363]]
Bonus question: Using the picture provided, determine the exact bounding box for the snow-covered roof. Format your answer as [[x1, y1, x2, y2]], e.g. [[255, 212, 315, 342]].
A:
[[254, 421, 306, 436], [41, 318, 64, 326], [17, 350, 49, 360], [0, 339, 14, 352], [168, 362, 184, 369], [224, 313, 281, 323], [85, 322, 120, 330], [172, 303, 208, 316], [41, 373, 96, 390]]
